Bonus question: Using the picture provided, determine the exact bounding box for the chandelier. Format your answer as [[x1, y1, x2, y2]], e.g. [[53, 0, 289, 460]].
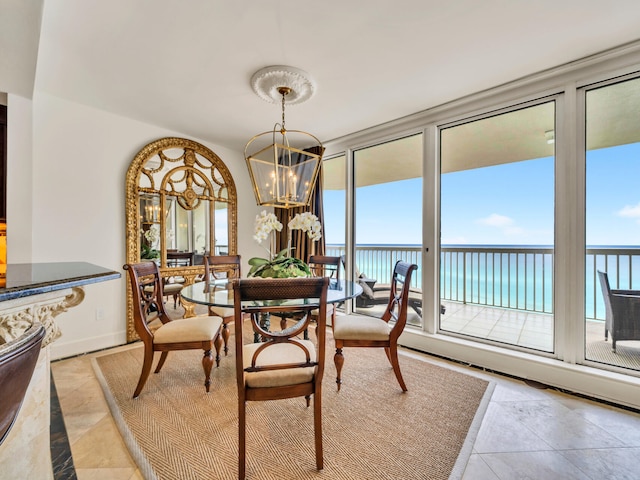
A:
[[244, 66, 323, 209]]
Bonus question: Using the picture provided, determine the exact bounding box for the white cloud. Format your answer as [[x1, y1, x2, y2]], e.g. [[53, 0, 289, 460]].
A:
[[618, 203, 640, 218], [476, 213, 515, 227]]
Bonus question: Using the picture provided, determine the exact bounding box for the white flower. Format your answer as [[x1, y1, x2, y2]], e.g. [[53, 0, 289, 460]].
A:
[[144, 225, 160, 246], [288, 212, 322, 242], [253, 210, 283, 244]]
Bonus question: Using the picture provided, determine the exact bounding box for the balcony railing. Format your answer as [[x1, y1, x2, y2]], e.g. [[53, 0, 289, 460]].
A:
[[326, 244, 640, 321], [326, 244, 422, 290], [441, 246, 554, 314]]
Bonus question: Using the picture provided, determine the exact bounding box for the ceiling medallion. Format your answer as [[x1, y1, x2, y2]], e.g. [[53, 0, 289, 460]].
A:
[[250, 65, 316, 105]]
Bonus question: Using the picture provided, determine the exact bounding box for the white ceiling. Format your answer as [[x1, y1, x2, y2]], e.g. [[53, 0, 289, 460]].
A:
[[4, 0, 640, 153]]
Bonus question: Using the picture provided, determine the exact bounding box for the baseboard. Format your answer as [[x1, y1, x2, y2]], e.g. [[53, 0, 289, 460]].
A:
[[50, 332, 127, 361]]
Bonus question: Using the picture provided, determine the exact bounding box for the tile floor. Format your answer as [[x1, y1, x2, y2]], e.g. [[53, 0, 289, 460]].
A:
[[51, 336, 640, 480]]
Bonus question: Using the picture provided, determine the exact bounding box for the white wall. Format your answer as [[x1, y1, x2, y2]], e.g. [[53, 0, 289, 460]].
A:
[[7, 94, 34, 262], [31, 92, 263, 359]]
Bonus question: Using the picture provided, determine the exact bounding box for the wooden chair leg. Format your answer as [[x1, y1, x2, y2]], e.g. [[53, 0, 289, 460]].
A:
[[238, 398, 246, 480], [133, 348, 154, 398], [154, 351, 169, 373], [314, 390, 324, 470], [214, 334, 222, 367], [388, 344, 407, 392], [202, 349, 213, 393], [334, 346, 344, 391], [222, 321, 231, 355]]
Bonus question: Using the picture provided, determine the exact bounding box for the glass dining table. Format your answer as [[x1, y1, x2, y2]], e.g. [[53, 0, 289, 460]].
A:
[[180, 278, 363, 341]]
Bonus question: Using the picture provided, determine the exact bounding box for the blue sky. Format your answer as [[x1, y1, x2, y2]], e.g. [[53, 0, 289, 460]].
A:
[[586, 142, 640, 246], [323, 142, 640, 246]]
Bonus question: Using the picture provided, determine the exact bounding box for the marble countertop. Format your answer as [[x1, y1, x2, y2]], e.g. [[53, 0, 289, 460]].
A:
[[0, 262, 121, 302]]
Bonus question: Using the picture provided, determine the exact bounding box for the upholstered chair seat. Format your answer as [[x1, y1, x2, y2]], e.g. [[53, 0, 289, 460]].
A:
[[153, 316, 223, 344], [243, 340, 317, 388], [333, 316, 390, 341], [210, 306, 234, 318]]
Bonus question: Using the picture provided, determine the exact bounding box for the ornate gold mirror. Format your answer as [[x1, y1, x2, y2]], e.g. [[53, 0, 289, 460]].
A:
[[125, 137, 237, 341]]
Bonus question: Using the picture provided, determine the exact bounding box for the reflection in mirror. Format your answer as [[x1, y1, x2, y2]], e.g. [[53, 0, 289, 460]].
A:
[[126, 137, 237, 341], [163, 196, 211, 261], [215, 202, 229, 255], [140, 193, 161, 260]]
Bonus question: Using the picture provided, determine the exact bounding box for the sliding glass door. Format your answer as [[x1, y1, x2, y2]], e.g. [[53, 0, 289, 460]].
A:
[[585, 76, 640, 372], [352, 134, 423, 327], [439, 101, 556, 352], [323, 154, 347, 253]]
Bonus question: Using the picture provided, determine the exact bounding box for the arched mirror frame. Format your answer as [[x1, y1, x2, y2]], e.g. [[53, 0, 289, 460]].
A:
[[125, 137, 237, 341]]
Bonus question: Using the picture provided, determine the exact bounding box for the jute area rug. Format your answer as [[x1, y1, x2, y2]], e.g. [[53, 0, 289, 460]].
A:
[[93, 328, 493, 480]]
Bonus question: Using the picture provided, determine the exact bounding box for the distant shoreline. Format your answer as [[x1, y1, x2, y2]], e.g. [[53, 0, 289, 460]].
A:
[[326, 244, 640, 249]]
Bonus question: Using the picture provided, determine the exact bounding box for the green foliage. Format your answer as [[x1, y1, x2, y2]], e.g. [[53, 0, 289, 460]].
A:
[[141, 243, 159, 260], [248, 248, 312, 278]]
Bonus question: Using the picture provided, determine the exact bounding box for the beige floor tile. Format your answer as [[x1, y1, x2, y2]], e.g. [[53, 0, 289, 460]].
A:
[[489, 381, 551, 403], [128, 469, 145, 480], [75, 467, 139, 480], [559, 447, 640, 480], [554, 394, 640, 446], [479, 450, 590, 479], [61, 411, 111, 446], [473, 402, 552, 454], [462, 454, 500, 480], [69, 415, 137, 469], [498, 400, 626, 450]]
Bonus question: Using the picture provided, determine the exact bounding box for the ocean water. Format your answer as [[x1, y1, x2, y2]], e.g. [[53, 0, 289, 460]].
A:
[[327, 244, 640, 319]]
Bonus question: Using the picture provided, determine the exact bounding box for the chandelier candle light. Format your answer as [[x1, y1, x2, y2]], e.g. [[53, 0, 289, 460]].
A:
[[248, 210, 322, 278], [244, 66, 323, 209]]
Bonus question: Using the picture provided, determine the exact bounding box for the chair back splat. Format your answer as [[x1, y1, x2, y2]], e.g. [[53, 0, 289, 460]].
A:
[[124, 261, 223, 398], [233, 276, 329, 480], [332, 260, 418, 392], [306, 255, 342, 337], [308, 255, 341, 281], [127, 261, 171, 340], [204, 255, 242, 355]]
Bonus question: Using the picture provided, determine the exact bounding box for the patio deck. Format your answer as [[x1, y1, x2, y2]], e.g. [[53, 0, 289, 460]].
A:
[[355, 300, 640, 371]]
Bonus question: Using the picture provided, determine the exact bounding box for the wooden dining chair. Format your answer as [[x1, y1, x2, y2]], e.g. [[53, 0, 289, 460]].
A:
[[233, 277, 329, 480], [307, 255, 342, 334], [203, 254, 242, 355], [332, 260, 418, 392], [124, 261, 223, 398]]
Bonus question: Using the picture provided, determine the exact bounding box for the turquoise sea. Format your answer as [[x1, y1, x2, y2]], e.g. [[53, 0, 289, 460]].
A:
[[326, 244, 640, 320]]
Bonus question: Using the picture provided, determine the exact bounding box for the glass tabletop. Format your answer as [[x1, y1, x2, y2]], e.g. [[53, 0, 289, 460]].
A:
[[180, 278, 363, 308]]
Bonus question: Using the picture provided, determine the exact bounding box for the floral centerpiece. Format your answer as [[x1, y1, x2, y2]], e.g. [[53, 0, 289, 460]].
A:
[[248, 210, 322, 278]]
